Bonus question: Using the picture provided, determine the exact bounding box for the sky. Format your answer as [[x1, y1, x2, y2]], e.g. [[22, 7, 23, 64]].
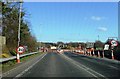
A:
[[23, 2, 118, 43]]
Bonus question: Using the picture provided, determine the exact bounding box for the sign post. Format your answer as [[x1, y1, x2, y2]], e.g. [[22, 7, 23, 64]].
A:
[[110, 40, 118, 60], [16, 46, 25, 63], [17, 0, 23, 63]]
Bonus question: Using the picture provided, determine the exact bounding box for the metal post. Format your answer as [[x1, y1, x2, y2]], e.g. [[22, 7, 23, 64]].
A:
[[17, 0, 23, 63]]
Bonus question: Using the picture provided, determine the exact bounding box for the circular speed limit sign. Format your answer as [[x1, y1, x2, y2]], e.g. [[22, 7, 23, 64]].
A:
[[111, 40, 118, 46], [16, 46, 25, 54]]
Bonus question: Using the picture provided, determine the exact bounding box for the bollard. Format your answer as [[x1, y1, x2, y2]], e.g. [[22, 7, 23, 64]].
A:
[[98, 50, 100, 58], [85, 50, 87, 55], [92, 50, 95, 57], [111, 50, 114, 59], [87, 51, 89, 56], [17, 53, 20, 63], [90, 51, 92, 56], [102, 50, 105, 58]]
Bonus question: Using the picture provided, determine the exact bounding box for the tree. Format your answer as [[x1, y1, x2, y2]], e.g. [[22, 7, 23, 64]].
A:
[[2, 2, 20, 51], [94, 40, 104, 49], [2, 1, 38, 55]]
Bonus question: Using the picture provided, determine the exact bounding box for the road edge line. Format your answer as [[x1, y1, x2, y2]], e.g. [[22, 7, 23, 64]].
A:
[[60, 53, 107, 78], [13, 53, 47, 78]]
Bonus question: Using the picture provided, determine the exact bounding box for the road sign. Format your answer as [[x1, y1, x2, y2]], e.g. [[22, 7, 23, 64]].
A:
[[16, 46, 25, 54], [111, 40, 118, 46], [104, 44, 109, 50], [86, 42, 94, 48]]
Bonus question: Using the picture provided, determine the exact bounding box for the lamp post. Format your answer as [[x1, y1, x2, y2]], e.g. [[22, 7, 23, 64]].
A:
[[17, 0, 23, 63]]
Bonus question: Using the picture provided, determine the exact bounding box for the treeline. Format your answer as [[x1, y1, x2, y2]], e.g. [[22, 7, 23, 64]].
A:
[[1, 1, 38, 56], [41, 40, 119, 50]]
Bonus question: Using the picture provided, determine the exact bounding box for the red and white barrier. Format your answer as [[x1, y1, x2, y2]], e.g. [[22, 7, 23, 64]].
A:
[[111, 50, 114, 60], [17, 53, 20, 63]]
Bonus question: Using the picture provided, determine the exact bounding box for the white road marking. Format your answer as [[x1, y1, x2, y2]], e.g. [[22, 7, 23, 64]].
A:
[[73, 52, 120, 70], [60, 53, 107, 78], [3, 67, 17, 76], [13, 53, 47, 79], [109, 65, 119, 70], [3, 53, 45, 76]]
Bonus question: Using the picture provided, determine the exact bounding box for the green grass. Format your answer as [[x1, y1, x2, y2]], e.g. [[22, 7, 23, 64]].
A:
[[2, 52, 45, 73]]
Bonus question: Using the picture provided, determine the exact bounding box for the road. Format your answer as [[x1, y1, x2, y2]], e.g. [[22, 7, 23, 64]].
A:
[[3, 52, 120, 78], [20, 52, 96, 77], [64, 52, 120, 77]]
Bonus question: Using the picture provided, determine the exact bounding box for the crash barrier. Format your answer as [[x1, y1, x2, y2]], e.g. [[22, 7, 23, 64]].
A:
[[0, 52, 38, 63]]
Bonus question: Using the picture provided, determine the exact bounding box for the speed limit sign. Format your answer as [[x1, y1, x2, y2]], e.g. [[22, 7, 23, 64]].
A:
[[111, 40, 118, 46], [16, 46, 25, 54]]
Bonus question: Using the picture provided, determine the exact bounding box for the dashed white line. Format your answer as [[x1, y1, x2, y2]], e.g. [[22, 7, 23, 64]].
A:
[[13, 53, 47, 79]]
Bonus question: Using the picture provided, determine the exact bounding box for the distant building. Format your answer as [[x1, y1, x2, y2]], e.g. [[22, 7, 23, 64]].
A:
[[51, 46, 57, 50], [86, 42, 94, 48]]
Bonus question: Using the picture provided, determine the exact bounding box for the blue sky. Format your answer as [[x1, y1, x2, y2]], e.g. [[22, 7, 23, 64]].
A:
[[23, 2, 118, 43]]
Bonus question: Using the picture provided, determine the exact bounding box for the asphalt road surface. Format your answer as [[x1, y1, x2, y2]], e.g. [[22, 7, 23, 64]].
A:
[[20, 52, 97, 77], [3, 52, 120, 78], [64, 52, 120, 77]]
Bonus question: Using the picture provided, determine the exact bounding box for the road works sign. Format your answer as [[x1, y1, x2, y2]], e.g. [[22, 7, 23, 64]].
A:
[[86, 42, 94, 48], [111, 40, 118, 47], [104, 44, 109, 50], [16, 46, 25, 54]]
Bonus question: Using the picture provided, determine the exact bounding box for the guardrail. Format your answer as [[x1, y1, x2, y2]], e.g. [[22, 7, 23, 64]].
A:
[[0, 52, 38, 63]]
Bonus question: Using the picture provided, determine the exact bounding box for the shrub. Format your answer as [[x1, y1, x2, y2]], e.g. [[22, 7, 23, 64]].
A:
[[9, 50, 17, 56]]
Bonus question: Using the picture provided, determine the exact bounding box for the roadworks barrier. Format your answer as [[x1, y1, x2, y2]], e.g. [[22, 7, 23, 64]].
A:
[[75, 50, 120, 61]]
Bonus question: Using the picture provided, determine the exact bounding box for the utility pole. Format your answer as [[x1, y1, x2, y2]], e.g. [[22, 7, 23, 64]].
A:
[[17, 0, 23, 63], [18, 0, 23, 47]]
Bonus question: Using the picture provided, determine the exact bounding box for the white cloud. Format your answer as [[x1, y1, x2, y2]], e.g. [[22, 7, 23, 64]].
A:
[[84, 16, 106, 21], [97, 27, 107, 32], [91, 16, 104, 21]]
